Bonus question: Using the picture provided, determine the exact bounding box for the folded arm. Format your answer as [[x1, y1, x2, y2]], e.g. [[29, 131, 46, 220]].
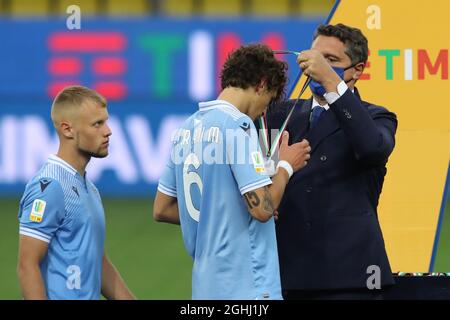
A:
[[330, 90, 397, 164]]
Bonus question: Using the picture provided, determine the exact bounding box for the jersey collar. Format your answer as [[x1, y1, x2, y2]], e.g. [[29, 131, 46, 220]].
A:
[[48, 154, 78, 176], [198, 99, 245, 119]]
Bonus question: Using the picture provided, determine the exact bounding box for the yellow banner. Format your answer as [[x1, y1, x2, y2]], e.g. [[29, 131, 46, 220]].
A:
[[291, 0, 450, 271]]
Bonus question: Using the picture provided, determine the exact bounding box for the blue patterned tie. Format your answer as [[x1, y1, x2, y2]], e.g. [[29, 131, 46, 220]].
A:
[[310, 106, 325, 129]]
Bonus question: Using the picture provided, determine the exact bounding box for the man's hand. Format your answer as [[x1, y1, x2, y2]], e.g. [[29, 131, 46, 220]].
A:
[[278, 131, 311, 172], [297, 49, 341, 92]]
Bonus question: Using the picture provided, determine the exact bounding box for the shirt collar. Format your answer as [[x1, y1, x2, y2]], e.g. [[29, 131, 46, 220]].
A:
[[311, 88, 355, 111], [198, 99, 244, 116], [312, 98, 330, 111], [47, 154, 78, 176]]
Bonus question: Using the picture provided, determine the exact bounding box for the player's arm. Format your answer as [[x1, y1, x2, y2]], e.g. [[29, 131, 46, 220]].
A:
[[17, 178, 65, 300], [153, 191, 180, 225], [244, 171, 289, 222], [244, 132, 310, 222], [101, 253, 136, 300], [17, 235, 49, 299], [154, 152, 179, 224]]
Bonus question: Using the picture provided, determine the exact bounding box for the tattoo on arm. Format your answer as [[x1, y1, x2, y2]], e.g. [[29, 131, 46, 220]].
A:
[[244, 191, 260, 209], [262, 186, 274, 214]]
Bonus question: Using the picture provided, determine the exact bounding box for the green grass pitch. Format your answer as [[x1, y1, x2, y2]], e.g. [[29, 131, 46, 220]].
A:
[[1, 194, 448, 299]]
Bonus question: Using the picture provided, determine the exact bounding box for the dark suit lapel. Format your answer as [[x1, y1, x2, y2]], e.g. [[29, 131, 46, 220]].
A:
[[286, 99, 312, 144], [353, 86, 361, 100], [305, 108, 340, 153], [305, 87, 362, 153], [273, 88, 362, 152]]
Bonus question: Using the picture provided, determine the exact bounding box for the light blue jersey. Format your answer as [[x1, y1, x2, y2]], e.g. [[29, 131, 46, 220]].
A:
[[18, 155, 105, 300], [158, 100, 282, 300]]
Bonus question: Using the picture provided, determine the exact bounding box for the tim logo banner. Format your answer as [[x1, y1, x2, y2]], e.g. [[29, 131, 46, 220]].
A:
[[0, 17, 322, 196]]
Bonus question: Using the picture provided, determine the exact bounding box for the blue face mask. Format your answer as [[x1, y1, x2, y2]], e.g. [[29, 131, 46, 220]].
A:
[[309, 65, 354, 97]]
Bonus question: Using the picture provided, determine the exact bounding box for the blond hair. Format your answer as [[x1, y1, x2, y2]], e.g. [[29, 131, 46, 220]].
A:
[[51, 85, 106, 126]]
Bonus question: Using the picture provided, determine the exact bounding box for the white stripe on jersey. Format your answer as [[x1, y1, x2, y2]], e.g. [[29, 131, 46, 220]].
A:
[[19, 230, 51, 243], [240, 178, 272, 195], [158, 183, 177, 197], [19, 225, 52, 241]]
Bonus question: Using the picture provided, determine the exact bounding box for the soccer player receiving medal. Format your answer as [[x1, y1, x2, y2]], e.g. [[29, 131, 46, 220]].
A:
[[17, 86, 135, 300], [154, 44, 311, 300]]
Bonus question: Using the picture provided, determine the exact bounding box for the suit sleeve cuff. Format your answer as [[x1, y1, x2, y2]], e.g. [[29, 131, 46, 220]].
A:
[[324, 81, 348, 105]]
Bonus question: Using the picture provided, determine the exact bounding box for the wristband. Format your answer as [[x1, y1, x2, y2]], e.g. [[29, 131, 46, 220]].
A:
[[276, 160, 293, 179]]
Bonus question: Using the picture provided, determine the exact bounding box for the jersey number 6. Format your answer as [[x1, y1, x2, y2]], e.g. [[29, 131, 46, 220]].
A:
[[183, 153, 203, 222]]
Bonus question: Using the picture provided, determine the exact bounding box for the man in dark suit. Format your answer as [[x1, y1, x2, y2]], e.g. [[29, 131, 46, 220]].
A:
[[265, 23, 397, 299]]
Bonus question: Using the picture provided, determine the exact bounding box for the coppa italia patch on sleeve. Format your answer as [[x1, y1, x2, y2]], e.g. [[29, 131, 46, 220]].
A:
[[251, 151, 266, 173], [30, 199, 47, 223]]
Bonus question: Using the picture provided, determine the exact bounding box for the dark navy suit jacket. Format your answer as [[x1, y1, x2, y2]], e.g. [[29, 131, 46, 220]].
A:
[[264, 87, 397, 290]]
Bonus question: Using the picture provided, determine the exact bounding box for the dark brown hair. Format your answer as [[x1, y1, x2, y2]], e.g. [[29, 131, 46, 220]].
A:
[[314, 23, 369, 65], [220, 44, 288, 102]]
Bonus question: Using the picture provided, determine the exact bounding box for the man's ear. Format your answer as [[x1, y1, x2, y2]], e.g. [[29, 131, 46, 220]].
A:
[[352, 62, 366, 81], [59, 121, 74, 139], [256, 79, 268, 93]]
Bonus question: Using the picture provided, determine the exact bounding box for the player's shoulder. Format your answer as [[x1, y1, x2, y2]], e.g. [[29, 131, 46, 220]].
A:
[[230, 114, 254, 133], [202, 100, 250, 124], [217, 101, 249, 121], [21, 176, 64, 206], [218, 107, 252, 130], [181, 112, 200, 128], [362, 100, 397, 119]]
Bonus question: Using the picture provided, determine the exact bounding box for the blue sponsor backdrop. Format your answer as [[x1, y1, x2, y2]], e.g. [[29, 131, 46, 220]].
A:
[[0, 17, 323, 196]]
